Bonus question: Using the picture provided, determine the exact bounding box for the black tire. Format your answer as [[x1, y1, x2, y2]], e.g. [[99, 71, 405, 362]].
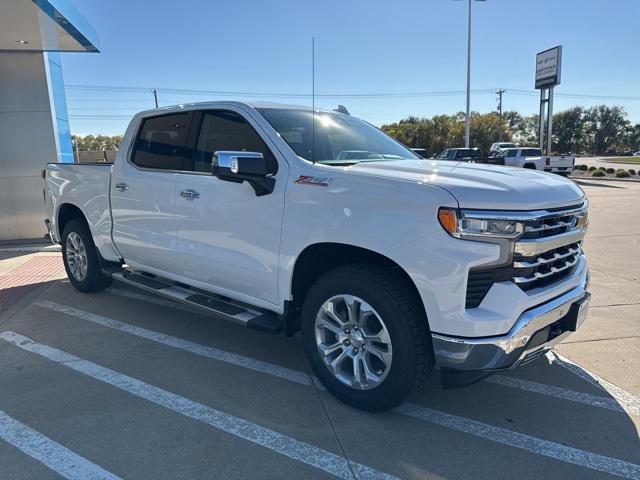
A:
[[301, 264, 431, 411], [523, 163, 536, 170], [61, 218, 112, 293]]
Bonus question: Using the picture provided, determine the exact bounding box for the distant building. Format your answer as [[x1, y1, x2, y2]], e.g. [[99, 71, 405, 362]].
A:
[[0, 0, 99, 241]]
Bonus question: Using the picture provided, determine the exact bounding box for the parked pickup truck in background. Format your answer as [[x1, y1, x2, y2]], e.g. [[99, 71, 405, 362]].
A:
[[44, 102, 590, 411], [497, 147, 576, 176], [435, 147, 505, 165]]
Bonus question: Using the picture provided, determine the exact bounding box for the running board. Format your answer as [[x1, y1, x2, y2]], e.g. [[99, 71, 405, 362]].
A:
[[111, 271, 283, 334]]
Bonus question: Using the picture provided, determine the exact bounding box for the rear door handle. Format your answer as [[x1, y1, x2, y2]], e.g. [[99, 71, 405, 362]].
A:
[[179, 189, 200, 200], [114, 183, 129, 191]]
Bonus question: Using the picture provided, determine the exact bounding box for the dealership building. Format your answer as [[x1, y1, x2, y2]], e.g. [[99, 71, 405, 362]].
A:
[[0, 0, 98, 242]]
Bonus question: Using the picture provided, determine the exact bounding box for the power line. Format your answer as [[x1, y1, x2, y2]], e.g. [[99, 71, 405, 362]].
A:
[[64, 83, 640, 101], [64, 84, 496, 99]]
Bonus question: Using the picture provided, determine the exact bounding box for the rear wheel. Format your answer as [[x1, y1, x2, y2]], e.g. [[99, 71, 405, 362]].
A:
[[62, 218, 112, 293], [301, 264, 431, 411]]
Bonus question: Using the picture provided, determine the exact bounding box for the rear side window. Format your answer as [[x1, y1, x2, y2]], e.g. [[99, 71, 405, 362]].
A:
[[191, 110, 278, 173], [132, 113, 191, 170]]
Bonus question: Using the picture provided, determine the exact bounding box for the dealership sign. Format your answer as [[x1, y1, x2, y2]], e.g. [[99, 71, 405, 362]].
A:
[[535, 46, 562, 89]]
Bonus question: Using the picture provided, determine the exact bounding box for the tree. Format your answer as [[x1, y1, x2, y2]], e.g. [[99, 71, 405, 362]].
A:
[[470, 112, 510, 155], [583, 106, 630, 154], [626, 123, 640, 152], [552, 107, 585, 154], [72, 134, 123, 151]]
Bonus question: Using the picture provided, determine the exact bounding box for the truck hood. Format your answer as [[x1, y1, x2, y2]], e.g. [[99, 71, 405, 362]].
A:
[[350, 160, 584, 210]]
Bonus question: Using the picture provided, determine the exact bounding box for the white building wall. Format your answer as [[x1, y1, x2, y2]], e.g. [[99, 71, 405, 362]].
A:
[[0, 51, 67, 241]]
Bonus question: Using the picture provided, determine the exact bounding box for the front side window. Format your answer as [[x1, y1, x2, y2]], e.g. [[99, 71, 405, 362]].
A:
[[132, 113, 191, 170], [258, 108, 418, 165], [192, 110, 277, 173], [507, 150, 518, 158]]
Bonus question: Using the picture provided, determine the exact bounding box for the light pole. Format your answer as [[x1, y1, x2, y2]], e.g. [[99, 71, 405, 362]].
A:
[[462, 0, 485, 148]]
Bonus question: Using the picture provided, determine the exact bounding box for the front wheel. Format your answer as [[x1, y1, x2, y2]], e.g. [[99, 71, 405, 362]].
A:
[[301, 264, 431, 411], [62, 218, 112, 293]]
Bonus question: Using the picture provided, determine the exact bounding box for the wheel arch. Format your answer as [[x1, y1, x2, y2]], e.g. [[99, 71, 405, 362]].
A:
[[286, 242, 430, 338], [56, 203, 89, 238]]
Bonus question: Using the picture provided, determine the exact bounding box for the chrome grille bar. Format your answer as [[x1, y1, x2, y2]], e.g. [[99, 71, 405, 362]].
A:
[[514, 228, 586, 257], [514, 244, 581, 268], [523, 219, 573, 233], [513, 255, 580, 284]]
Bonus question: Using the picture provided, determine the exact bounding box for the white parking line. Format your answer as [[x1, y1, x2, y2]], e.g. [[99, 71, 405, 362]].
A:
[[486, 375, 628, 414], [35, 300, 312, 387], [548, 351, 640, 417], [37, 299, 639, 416], [0, 409, 120, 480], [106, 286, 640, 415], [0, 331, 397, 480], [396, 403, 640, 479], [31, 301, 640, 478]]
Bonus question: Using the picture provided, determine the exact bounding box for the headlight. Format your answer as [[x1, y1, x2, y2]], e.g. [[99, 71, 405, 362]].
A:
[[438, 208, 523, 239]]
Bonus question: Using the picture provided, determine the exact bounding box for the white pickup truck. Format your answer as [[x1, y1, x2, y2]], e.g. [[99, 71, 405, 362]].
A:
[[43, 102, 590, 411], [496, 147, 575, 176]]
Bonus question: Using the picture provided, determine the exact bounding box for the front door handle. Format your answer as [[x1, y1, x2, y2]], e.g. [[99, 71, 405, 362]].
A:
[[179, 189, 200, 200], [114, 183, 129, 192]]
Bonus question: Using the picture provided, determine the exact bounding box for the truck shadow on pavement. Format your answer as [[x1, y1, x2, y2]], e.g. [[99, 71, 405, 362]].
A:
[[0, 280, 638, 480]]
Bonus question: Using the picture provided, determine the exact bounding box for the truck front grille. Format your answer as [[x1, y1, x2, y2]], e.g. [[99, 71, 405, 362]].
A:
[[465, 203, 587, 308]]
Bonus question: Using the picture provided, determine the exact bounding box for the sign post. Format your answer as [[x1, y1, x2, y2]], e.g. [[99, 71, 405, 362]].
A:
[[535, 46, 562, 155]]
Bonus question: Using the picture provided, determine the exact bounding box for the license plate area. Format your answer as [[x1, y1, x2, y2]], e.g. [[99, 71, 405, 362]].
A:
[[566, 293, 591, 331]]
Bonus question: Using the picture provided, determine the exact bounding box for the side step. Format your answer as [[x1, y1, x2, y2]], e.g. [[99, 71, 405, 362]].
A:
[[111, 271, 283, 334]]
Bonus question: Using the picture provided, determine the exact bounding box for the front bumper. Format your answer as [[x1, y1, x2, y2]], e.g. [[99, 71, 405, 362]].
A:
[[432, 271, 590, 371]]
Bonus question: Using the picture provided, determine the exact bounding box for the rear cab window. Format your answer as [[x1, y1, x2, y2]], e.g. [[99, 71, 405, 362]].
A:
[[521, 148, 543, 156], [131, 113, 192, 170]]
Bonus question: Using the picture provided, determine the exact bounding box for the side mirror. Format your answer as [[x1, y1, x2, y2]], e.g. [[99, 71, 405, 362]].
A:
[[212, 151, 275, 196]]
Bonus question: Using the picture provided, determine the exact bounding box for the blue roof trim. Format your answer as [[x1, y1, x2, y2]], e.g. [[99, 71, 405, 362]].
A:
[[32, 0, 100, 52]]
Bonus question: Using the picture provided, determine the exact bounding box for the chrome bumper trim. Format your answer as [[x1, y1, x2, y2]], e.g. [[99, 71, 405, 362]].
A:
[[432, 269, 589, 371]]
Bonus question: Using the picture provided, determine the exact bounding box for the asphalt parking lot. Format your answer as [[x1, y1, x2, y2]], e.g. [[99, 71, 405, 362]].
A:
[[0, 180, 638, 480]]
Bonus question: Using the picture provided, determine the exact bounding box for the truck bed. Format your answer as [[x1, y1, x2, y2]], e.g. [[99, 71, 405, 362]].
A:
[[44, 162, 117, 260]]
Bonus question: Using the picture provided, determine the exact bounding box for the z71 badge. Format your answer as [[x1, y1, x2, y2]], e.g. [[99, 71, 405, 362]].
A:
[[294, 175, 331, 187]]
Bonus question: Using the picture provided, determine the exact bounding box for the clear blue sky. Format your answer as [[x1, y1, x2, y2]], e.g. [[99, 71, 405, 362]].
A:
[[63, 0, 640, 135]]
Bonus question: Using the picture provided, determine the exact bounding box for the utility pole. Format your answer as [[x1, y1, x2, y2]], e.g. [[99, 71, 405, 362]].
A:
[[464, 0, 472, 148], [496, 89, 506, 118], [152, 88, 158, 108]]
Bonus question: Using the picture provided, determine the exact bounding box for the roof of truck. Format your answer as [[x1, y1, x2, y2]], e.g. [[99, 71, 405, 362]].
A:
[[137, 101, 331, 117]]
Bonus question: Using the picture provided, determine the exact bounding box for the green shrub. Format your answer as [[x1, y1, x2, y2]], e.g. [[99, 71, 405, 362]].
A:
[[592, 169, 606, 177], [588, 166, 597, 171], [598, 166, 607, 170], [628, 169, 636, 175], [577, 164, 588, 171], [615, 169, 630, 178], [605, 168, 615, 174]]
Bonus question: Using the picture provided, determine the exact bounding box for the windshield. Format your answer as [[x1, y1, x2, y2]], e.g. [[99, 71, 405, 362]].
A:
[[499, 143, 516, 148], [258, 108, 419, 164]]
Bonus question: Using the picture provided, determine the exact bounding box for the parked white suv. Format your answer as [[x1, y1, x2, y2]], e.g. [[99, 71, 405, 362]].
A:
[[490, 142, 517, 157], [43, 102, 590, 411]]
